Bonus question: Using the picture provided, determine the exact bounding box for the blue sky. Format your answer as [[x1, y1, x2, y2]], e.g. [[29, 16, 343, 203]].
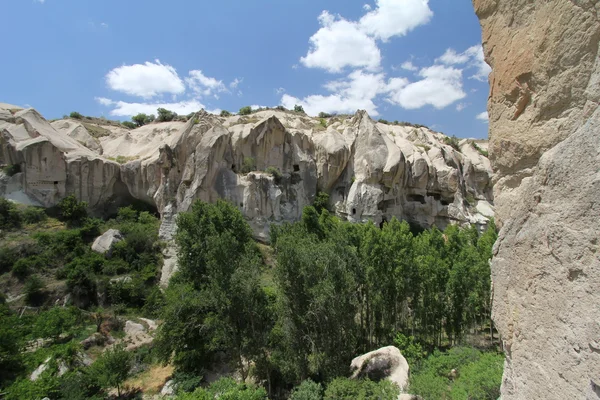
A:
[[0, 0, 490, 138]]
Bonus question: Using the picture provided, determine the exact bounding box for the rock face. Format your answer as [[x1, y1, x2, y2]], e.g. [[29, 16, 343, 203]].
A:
[[474, 1, 600, 399], [91, 229, 124, 257], [350, 346, 409, 391], [1, 105, 493, 283]]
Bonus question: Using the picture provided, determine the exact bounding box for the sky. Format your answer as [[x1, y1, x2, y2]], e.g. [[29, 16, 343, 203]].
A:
[[0, 0, 490, 139]]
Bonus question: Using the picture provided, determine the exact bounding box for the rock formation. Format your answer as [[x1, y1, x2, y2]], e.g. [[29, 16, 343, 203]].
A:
[[474, 0, 600, 398], [350, 346, 410, 391], [0, 103, 493, 284]]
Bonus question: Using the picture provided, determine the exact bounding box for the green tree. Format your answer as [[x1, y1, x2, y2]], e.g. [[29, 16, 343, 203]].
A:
[[132, 113, 155, 127], [177, 377, 267, 400], [220, 110, 232, 117], [313, 191, 329, 213], [294, 105, 306, 114], [24, 275, 46, 306], [58, 195, 88, 226], [0, 197, 21, 230], [0, 305, 23, 387], [323, 378, 399, 400], [69, 111, 83, 119], [157, 107, 177, 122], [121, 121, 136, 129], [33, 307, 81, 341], [91, 344, 132, 397], [239, 106, 252, 115], [290, 379, 323, 400]]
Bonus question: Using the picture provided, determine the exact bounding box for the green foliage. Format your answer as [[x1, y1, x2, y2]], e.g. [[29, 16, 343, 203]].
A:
[[121, 121, 137, 129], [132, 113, 155, 127], [323, 378, 399, 400], [69, 111, 83, 119], [58, 195, 88, 226], [176, 377, 267, 400], [21, 206, 47, 224], [90, 344, 132, 397], [409, 347, 503, 400], [220, 110, 232, 117], [0, 246, 16, 273], [12, 257, 39, 280], [313, 191, 329, 213], [378, 118, 390, 124], [241, 157, 256, 174], [239, 106, 252, 116], [444, 135, 461, 151], [2, 163, 21, 176], [0, 197, 22, 230], [319, 118, 327, 128], [0, 305, 23, 387], [472, 142, 489, 157], [157, 107, 177, 122], [290, 379, 323, 400], [33, 307, 81, 340], [293, 105, 306, 114], [393, 333, 426, 368], [24, 275, 47, 306], [318, 112, 332, 118], [265, 166, 282, 183]]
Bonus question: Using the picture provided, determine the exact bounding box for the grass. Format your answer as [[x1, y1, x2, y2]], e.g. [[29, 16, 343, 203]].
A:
[[81, 122, 112, 138], [107, 155, 140, 164], [124, 364, 174, 395], [472, 142, 489, 157], [415, 144, 431, 152]]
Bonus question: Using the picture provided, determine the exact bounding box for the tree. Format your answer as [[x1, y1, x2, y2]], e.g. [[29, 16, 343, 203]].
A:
[[157, 107, 177, 122], [177, 377, 267, 400], [239, 106, 252, 115], [121, 121, 136, 129], [294, 105, 306, 114], [323, 378, 399, 400], [132, 113, 155, 127], [33, 307, 80, 341], [0, 197, 22, 230], [24, 275, 46, 306], [290, 379, 323, 400], [318, 112, 332, 118], [0, 305, 23, 386], [58, 195, 88, 226], [220, 110, 232, 117], [91, 344, 132, 397], [69, 111, 83, 119]]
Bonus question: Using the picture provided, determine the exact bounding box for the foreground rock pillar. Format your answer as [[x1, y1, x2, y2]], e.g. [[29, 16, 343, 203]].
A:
[[474, 1, 600, 398]]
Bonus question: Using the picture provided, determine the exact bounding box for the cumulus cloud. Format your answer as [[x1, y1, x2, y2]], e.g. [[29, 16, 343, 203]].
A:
[[437, 45, 491, 82], [456, 102, 468, 111], [363, 4, 372, 11], [229, 78, 243, 89], [400, 60, 418, 71], [106, 60, 185, 98], [300, 11, 381, 73], [186, 70, 227, 97], [96, 98, 206, 117], [386, 65, 466, 109], [476, 111, 489, 122], [359, 0, 433, 41]]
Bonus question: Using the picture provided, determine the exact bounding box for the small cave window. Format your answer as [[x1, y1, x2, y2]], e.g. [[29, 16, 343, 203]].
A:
[[240, 202, 244, 208], [441, 199, 450, 206], [352, 208, 357, 215], [293, 164, 300, 172], [53, 181, 58, 185], [232, 164, 237, 173], [407, 194, 426, 204]]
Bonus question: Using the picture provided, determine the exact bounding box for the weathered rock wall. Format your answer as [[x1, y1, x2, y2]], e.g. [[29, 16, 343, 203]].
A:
[[474, 0, 600, 398]]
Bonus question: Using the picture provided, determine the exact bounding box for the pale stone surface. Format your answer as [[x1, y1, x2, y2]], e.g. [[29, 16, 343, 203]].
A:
[[91, 229, 124, 256], [160, 380, 176, 396], [474, 1, 600, 399], [124, 320, 146, 335], [30, 357, 51, 381], [350, 346, 409, 391]]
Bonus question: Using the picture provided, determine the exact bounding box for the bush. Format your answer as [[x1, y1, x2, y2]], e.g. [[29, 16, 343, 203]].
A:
[[239, 106, 252, 116], [90, 344, 132, 397], [2, 164, 21, 176], [313, 191, 329, 213], [12, 257, 44, 280], [69, 111, 83, 119], [24, 275, 47, 306], [0, 197, 22, 230], [132, 113, 155, 127], [265, 166, 282, 183], [393, 333, 425, 368], [473, 142, 489, 157], [319, 118, 327, 128], [294, 105, 306, 114], [318, 112, 332, 118], [58, 195, 88, 226], [323, 378, 399, 400], [220, 110, 232, 117], [121, 121, 137, 129], [33, 307, 81, 340], [378, 118, 390, 124], [177, 377, 267, 400], [0, 246, 16, 273], [157, 108, 177, 122], [444, 135, 461, 151], [21, 207, 47, 224], [241, 157, 256, 174], [290, 379, 323, 400]]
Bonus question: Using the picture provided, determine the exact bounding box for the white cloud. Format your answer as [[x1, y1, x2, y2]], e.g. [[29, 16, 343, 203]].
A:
[[34, 0, 45, 3], [282, 70, 388, 116], [106, 60, 185, 98], [386, 65, 466, 109], [400, 60, 418, 71], [437, 45, 491, 82], [359, 0, 433, 41], [300, 11, 381, 73], [186, 70, 227, 98], [251, 105, 269, 110], [363, 4, 372, 10], [229, 78, 243, 89], [476, 111, 489, 122], [456, 102, 468, 111], [469, 46, 492, 82], [275, 87, 286, 95], [96, 98, 206, 117]]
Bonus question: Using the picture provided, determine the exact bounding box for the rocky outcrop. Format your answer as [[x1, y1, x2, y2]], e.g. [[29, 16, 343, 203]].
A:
[[350, 346, 410, 391], [474, 1, 600, 398], [91, 229, 123, 257], [1, 104, 493, 283]]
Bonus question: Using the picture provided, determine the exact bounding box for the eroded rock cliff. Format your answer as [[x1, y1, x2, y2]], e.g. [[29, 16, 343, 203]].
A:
[[0, 104, 493, 285], [475, 0, 600, 398]]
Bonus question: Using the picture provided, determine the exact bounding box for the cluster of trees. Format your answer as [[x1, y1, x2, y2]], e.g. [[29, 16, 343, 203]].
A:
[[155, 199, 498, 397]]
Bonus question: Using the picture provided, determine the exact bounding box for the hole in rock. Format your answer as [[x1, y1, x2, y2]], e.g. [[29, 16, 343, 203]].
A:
[[352, 208, 356, 215], [407, 194, 426, 204], [293, 164, 300, 172]]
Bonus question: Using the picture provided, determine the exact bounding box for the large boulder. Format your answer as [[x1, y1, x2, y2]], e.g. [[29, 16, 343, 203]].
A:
[[475, 0, 600, 398], [350, 346, 409, 391], [91, 229, 123, 257]]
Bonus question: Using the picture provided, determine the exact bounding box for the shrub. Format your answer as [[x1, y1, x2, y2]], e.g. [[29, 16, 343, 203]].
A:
[[444, 135, 461, 151], [319, 118, 327, 128], [12, 257, 44, 280], [21, 207, 47, 224], [33, 307, 81, 340], [24, 275, 47, 306], [121, 121, 136, 129], [313, 191, 329, 213], [318, 112, 332, 118], [290, 379, 323, 400], [2, 163, 21, 176], [294, 105, 306, 114], [378, 118, 390, 124], [58, 195, 88, 226], [0, 246, 16, 273], [323, 378, 399, 400], [393, 333, 426, 368], [241, 157, 256, 174], [275, 105, 287, 111], [157, 107, 177, 122], [239, 106, 252, 116], [177, 377, 267, 400], [69, 111, 83, 119], [0, 197, 22, 230], [473, 142, 489, 157], [265, 166, 282, 183], [220, 110, 232, 117], [90, 344, 132, 397], [132, 113, 155, 127]]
